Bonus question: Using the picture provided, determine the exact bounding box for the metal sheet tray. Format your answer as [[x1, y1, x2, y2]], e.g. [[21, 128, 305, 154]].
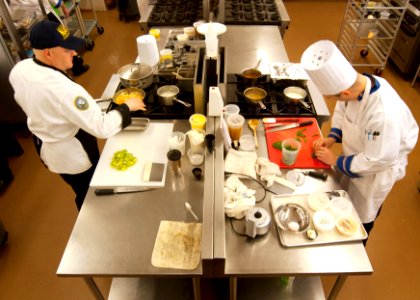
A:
[[270, 190, 367, 247]]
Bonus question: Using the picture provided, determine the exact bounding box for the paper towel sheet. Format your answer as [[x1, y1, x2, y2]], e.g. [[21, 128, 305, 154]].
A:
[[151, 221, 202, 270]]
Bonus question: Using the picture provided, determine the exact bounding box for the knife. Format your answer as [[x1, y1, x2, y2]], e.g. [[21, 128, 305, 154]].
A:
[[95, 187, 156, 196], [266, 120, 313, 133], [302, 171, 328, 181]]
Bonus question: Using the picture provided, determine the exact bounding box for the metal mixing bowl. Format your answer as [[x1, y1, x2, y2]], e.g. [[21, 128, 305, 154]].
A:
[[275, 203, 310, 232]]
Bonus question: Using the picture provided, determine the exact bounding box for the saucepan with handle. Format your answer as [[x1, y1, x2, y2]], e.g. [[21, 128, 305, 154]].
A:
[[283, 86, 310, 109], [156, 85, 192, 107]]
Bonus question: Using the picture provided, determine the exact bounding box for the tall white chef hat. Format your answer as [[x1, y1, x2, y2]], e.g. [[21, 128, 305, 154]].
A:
[[301, 40, 357, 96]]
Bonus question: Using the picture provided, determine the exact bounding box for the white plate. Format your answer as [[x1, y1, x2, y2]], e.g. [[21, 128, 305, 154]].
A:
[[197, 22, 227, 36]]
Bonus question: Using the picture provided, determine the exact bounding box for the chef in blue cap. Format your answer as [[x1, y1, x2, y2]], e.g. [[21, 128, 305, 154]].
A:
[[301, 40, 418, 244], [9, 20, 145, 211]]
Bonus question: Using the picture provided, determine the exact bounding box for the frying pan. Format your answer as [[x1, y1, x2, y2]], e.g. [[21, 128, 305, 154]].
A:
[[243, 87, 267, 109]]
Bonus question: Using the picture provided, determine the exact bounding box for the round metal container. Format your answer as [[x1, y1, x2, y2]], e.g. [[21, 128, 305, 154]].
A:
[[118, 63, 153, 89]]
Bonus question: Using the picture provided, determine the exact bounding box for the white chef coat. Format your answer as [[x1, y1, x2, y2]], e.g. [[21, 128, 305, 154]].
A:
[[329, 75, 418, 223], [9, 58, 129, 174]]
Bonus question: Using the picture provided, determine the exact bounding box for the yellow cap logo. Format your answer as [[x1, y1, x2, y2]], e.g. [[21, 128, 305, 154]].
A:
[[56, 25, 70, 40]]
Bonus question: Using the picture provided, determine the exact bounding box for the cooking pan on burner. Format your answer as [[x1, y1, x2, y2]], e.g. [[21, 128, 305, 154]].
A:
[[113, 87, 146, 106], [118, 63, 153, 89], [283, 86, 310, 109], [240, 68, 263, 86], [243, 87, 267, 109], [156, 85, 192, 107]]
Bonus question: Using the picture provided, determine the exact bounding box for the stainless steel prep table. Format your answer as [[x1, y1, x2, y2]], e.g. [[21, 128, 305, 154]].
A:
[[57, 119, 216, 300], [211, 26, 373, 300]]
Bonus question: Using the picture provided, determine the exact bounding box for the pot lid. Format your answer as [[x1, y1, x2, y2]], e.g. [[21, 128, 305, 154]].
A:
[[300, 40, 357, 95]]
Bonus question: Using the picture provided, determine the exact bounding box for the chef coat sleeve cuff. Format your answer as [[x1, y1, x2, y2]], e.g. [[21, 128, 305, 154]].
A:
[[328, 127, 342, 143], [113, 104, 132, 129], [336, 155, 360, 178]]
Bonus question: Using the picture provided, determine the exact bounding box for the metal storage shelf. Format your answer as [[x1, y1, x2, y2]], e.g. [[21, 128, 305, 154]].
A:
[[65, 0, 104, 50], [337, 0, 409, 74]]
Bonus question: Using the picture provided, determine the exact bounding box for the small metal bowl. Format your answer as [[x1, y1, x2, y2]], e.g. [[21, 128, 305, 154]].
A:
[[275, 203, 310, 232]]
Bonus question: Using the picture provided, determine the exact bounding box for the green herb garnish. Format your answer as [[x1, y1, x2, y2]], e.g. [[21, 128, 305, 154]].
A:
[[273, 141, 283, 150]]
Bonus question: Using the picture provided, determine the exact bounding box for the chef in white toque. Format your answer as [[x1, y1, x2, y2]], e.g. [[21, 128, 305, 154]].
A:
[[301, 40, 418, 245]]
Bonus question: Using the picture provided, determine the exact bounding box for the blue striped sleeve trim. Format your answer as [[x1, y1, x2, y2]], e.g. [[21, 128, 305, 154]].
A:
[[55, 0, 63, 8], [336, 155, 360, 178], [328, 127, 342, 143]]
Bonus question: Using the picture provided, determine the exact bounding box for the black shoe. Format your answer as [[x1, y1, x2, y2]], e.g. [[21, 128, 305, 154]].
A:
[[0, 174, 14, 194], [0, 231, 8, 246], [72, 64, 90, 76]]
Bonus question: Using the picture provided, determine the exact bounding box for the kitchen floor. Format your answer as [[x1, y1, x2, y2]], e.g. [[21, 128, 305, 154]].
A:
[[1, 1, 419, 299]]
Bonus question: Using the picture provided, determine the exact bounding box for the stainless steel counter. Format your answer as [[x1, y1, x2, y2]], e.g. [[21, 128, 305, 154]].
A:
[[57, 26, 371, 300]]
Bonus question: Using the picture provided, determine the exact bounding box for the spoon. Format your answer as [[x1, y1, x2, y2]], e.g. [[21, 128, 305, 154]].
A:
[[247, 119, 259, 149], [185, 202, 199, 220]]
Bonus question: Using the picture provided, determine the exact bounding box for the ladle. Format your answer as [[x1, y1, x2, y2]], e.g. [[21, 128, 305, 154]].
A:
[[247, 119, 259, 149], [172, 72, 185, 79]]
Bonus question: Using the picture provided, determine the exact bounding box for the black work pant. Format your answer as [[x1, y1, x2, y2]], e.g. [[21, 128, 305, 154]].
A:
[[33, 130, 99, 211], [60, 165, 96, 211], [362, 206, 383, 246]]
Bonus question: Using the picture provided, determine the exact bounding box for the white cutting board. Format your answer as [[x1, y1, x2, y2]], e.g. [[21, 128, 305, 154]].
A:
[[90, 122, 174, 188]]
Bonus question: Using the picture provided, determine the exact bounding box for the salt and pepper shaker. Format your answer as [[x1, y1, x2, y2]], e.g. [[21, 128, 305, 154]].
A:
[[167, 149, 182, 175]]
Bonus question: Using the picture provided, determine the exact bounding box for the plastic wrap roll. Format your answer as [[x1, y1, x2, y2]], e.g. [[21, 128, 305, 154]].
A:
[[137, 34, 159, 66]]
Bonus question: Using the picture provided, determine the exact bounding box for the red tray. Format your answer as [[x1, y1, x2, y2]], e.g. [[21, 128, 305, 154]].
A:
[[264, 117, 331, 169]]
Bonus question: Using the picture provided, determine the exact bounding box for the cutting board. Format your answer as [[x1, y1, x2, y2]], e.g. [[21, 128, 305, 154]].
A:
[[264, 117, 330, 169], [90, 122, 174, 187]]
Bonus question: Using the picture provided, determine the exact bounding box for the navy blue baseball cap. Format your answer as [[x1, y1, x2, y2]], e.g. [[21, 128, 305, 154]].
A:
[[29, 20, 85, 50]]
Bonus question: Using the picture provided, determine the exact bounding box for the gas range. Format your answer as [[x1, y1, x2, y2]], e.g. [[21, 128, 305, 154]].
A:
[[108, 75, 195, 120], [224, 0, 282, 25], [147, 0, 204, 27], [224, 74, 317, 118]]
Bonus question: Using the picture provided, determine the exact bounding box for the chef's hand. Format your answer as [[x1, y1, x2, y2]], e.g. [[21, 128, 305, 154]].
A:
[[313, 137, 335, 150], [314, 147, 337, 166], [125, 98, 146, 111]]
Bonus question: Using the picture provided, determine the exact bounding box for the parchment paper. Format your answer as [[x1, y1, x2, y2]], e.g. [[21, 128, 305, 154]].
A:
[[151, 221, 202, 270]]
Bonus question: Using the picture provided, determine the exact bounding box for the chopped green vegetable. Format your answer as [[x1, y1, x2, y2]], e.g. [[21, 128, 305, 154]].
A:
[[110, 149, 137, 171], [296, 129, 306, 138], [295, 137, 301, 142], [284, 144, 298, 151], [272, 141, 283, 150]]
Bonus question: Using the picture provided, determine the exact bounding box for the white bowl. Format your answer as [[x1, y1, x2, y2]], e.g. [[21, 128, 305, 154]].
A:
[[329, 197, 353, 216], [313, 210, 335, 233], [307, 192, 330, 211], [336, 216, 359, 236]]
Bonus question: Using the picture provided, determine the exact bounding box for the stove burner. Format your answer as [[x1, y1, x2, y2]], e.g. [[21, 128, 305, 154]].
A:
[[225, 74, 317, 118], [147, 0, 204, 27], [108, 75, 194, 120], [224, 0, 282, 25]]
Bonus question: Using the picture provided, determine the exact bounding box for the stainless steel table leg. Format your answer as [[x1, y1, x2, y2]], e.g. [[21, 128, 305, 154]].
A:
[[84, 277, 105, 300], [192, 277, 201, 300], [411, 63, 420, 87], [327, 275, 347, 300], [230, 277, 237, 300]]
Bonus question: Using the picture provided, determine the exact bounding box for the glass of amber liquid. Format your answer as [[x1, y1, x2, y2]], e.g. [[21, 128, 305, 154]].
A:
[[227, 114, 245, 149]]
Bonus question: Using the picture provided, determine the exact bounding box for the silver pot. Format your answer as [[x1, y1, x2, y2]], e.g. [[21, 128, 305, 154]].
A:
[[156, 85, 191, 107], [118, 63, 153, 89]]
